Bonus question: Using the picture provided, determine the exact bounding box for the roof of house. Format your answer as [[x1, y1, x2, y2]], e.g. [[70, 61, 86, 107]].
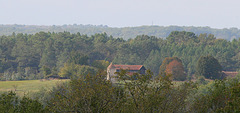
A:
[[222, 71, 239, 78], [108, 63, 144, 70], [114, 65, 144, 70], [107, 63, 114, 69]]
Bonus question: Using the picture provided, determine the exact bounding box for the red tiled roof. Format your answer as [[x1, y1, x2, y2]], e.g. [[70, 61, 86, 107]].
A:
[[110, 64, 143, 70]]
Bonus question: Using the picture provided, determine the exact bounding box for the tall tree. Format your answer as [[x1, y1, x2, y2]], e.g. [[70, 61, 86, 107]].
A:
[[159, 57, 183, 76], [165, 59, 186, 81], [196, 55, 223, 79], [166, 31, 197, 44]]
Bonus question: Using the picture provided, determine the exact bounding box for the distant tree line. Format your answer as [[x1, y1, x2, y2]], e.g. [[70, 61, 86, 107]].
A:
[[0, 31, 239, 80], [0, 25, 240, 40]]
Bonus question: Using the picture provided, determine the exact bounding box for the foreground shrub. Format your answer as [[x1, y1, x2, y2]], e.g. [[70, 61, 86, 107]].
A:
[[191, 79, 240, 112], [48, 70, 196, 112], [0, 91, 48, 113]]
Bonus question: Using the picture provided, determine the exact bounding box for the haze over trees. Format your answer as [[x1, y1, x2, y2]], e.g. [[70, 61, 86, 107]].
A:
[[0, 25, 240, 41]]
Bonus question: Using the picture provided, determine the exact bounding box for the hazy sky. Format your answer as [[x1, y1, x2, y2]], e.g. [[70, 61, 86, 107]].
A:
[[1, 0, 240, 28]]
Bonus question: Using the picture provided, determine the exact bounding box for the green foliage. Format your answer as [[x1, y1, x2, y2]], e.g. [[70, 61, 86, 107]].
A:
[[92, 60, 110, 70], [0, 91, 48, 112], [0, 31, 239, 80], [237, 70, 240, 79], [68, 51, 89, 65], [39, 66, 51, 78], [196, 76, 208, 85], [1, 70, 240, 112], [196, 55, 223, 79], [144, 50, 162, 75], [113, 69, 196, 112], [0, 91, 18, 112], [0, 25, 239, 41], [191, 79, 240, 112], [48, 73, 124, 113], [47, 69, 198, 112], [58, 63, 97, 79], [39, 38, 56, 69], [167, 31, 197, 43], [17, 96, 46, 113]]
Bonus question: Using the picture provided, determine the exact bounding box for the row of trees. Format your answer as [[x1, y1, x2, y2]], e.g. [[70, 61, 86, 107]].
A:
[[0, 31, 239, 80], [1, 25, 239, 41], [159, 55, 223, 81], [1, 70, 240, 112]]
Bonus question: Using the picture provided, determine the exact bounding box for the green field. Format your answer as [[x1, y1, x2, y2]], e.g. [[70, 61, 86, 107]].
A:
[[0, 79, 69, 96], [0, 79, 186, 97]]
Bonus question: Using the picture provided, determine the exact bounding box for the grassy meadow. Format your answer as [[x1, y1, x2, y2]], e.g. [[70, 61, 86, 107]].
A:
[[0, 78, 198, 97], [0, 79, 69, 97]]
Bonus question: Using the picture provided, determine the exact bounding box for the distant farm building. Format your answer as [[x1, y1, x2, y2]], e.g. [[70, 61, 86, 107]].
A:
[[107, 63, 146, 82], [222, 71, 239, 78]]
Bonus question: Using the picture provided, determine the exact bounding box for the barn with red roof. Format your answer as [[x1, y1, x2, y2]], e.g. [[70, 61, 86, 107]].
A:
[[107, 63, 146, 82]]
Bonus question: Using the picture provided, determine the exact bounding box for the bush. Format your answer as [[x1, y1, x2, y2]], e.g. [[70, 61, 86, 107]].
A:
[[0, 91, 48, 112]]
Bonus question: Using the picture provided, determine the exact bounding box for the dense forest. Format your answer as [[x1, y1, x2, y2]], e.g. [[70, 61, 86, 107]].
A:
[[0, 30, 240, 112], [0, 31, 239, 80], [1, 24, 240, 40]]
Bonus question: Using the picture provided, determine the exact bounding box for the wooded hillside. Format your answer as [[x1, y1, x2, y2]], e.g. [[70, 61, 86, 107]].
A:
[[0, 31, 239, 80]]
